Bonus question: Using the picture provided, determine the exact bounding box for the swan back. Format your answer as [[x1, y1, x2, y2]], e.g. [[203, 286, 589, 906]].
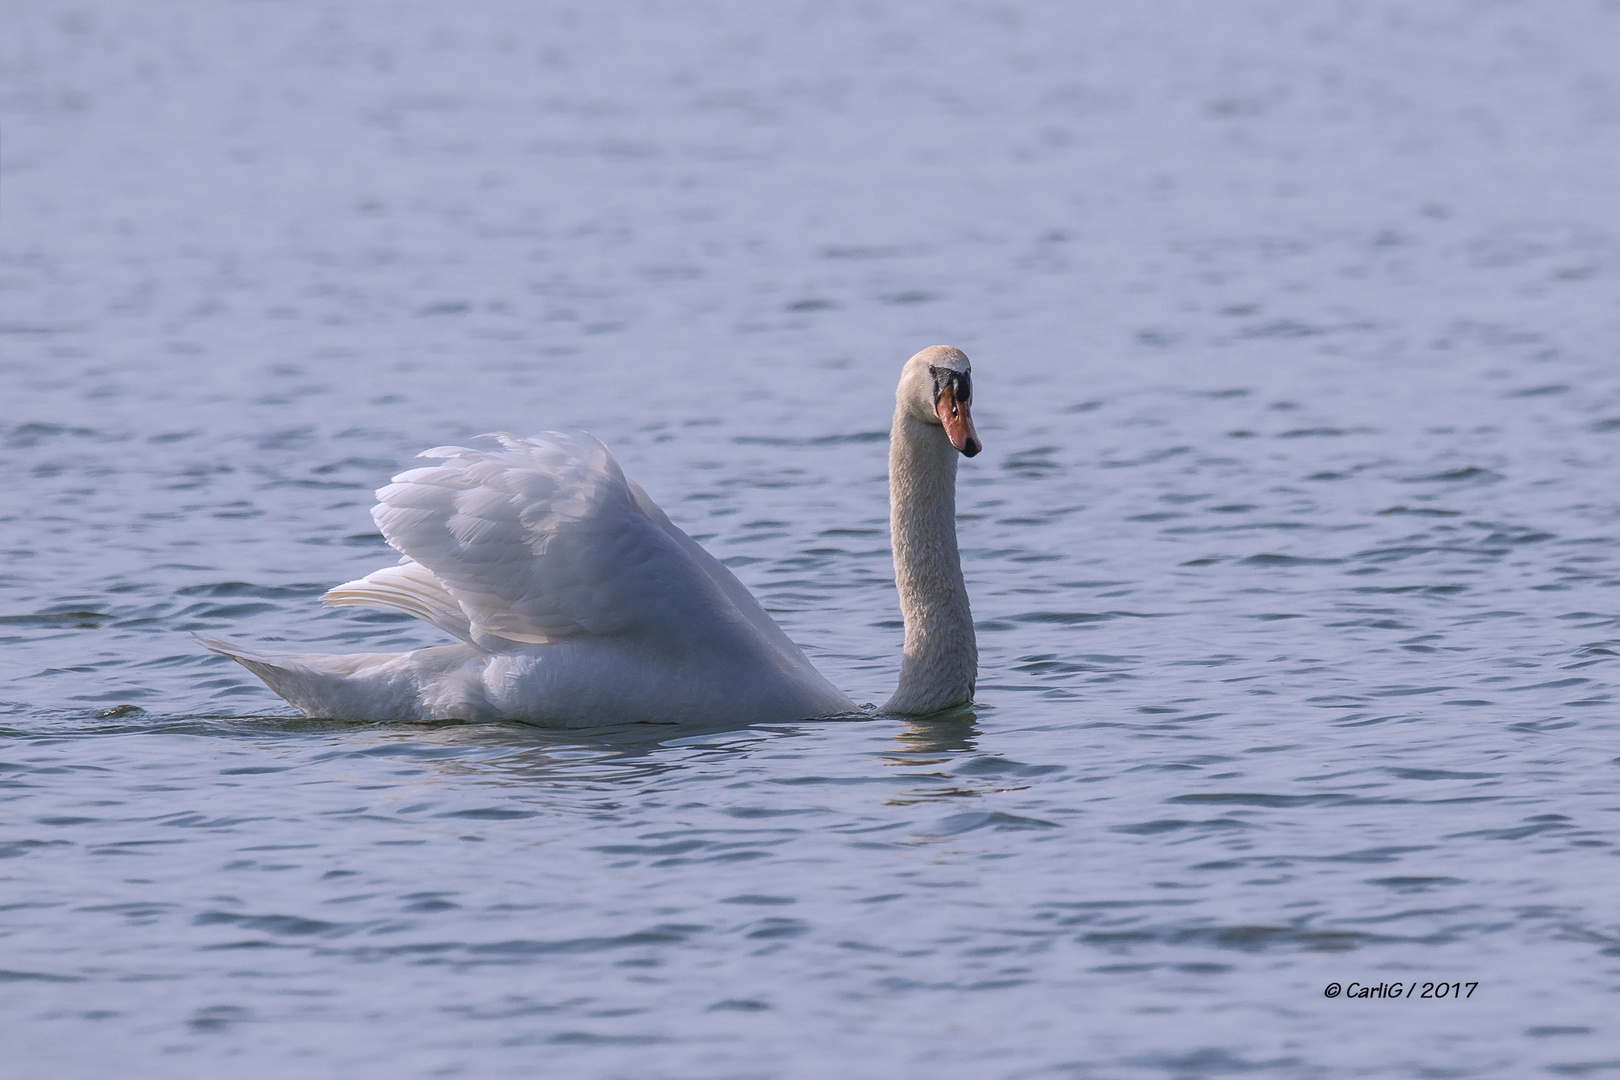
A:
[[308, 431, 854, 722]]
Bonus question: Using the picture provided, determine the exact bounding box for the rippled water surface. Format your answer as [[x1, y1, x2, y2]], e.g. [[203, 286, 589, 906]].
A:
[[3, 3, 1619, 1077]]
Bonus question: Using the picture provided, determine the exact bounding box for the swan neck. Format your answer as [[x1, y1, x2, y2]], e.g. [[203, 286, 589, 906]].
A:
[[885, 407, 976, 715]]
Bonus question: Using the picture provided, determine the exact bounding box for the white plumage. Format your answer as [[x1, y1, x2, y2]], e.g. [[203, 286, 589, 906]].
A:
[[204, 346, 981, 726]]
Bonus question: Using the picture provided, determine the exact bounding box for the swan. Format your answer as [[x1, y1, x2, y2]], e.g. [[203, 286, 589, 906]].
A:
[[203, 345, 981, 725]]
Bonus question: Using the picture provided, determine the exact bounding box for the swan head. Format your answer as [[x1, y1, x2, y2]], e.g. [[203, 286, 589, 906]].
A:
[[899, 345, 980, 457]]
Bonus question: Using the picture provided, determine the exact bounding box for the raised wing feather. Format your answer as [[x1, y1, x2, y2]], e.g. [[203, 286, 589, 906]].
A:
[[370, 432, 726, 649], [322, 559, 474, 644]]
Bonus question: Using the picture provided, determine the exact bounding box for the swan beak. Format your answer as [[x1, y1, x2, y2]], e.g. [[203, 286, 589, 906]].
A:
[[937, 387, 981, 457]]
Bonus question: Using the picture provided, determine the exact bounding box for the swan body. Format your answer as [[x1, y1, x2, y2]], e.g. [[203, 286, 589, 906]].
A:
[[206, 346, 980, 725]]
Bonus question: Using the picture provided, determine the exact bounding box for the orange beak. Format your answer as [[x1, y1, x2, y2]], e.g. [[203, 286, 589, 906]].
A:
[[936, 386, 981, 457]]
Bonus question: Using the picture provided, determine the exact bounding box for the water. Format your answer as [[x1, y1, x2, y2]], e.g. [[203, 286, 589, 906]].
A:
[[3, 2, 1618, 1076]]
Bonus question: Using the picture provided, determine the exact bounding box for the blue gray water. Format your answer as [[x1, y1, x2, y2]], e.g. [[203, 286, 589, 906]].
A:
[[3, 2, 1618, 1076]]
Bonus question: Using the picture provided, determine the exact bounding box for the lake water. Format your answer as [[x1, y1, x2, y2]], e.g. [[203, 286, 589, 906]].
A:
[[3, 2, 1618, 1077]]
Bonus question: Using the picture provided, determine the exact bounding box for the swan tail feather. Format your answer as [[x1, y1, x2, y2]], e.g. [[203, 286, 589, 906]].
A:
[[197, 636, 492, 721]]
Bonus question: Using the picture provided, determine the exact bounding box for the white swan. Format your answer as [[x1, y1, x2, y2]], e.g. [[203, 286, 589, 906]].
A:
[[203, 345, 981, 725]]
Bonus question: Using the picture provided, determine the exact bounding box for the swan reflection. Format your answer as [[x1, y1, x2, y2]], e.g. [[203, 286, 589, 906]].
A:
[[892, 707, 981, 755]]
